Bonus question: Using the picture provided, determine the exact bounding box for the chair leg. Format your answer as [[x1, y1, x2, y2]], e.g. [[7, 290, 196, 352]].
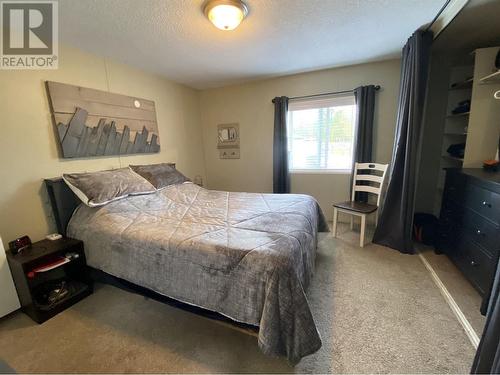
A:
[[332, 207, 338, 237], [360, 214, 366, 247], [374, 211, 378, 227], [350, 215, 354, 230]]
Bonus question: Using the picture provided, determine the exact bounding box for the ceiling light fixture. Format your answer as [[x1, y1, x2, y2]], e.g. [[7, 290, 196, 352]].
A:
[[203, 0, 248, 31]]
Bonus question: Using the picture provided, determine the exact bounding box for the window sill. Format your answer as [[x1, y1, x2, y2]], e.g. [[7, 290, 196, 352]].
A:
[[290, 169, 351, 175]]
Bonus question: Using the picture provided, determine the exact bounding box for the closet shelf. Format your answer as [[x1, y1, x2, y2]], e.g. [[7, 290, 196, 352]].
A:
[[479, 70, 500, 84], [446, 112, 470, 118], [449, 78, 473, 90], [442, 155, 464, 162]]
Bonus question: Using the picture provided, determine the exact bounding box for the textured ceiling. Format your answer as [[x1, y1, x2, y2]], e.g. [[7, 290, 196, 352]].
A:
[[59, 0, 445, 89]]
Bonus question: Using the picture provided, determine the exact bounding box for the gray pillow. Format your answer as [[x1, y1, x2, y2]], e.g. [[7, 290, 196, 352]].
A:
[[129, 163, 190, 189], [63, 167, 156, 207]]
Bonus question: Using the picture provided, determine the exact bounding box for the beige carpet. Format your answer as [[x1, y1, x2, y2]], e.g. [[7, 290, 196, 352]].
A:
[[0, 225, 476, 373], [418, 244, 486, 336]]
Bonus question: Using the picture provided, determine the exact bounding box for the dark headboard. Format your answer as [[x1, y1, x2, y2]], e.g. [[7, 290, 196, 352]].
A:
[[45, 178, 80, 236]]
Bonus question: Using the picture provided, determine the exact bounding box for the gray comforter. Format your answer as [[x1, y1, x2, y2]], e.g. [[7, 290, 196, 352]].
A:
[[68, 182, 329, 363]]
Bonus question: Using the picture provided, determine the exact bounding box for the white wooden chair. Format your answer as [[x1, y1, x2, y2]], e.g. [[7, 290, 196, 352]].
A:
[[332, 162, 389, 247]]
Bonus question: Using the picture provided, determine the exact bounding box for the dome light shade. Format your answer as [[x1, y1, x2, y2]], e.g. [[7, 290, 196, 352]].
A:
[[204, 0, 248, 31]]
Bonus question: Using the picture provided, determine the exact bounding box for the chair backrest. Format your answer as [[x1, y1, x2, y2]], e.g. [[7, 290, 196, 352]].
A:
[[351, 162, 389, 207]]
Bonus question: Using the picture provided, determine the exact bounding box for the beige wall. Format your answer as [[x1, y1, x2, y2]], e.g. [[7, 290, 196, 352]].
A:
[[0, 48, 401, 245], [0, 45, 206, 244], [200, 59, 401, 218]]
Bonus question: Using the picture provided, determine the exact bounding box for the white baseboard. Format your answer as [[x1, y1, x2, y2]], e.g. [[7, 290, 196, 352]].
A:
[[418, 252, 479, 349]]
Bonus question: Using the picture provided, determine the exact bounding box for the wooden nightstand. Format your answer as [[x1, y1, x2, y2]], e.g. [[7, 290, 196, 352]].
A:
[[6, 238, 93, 323]]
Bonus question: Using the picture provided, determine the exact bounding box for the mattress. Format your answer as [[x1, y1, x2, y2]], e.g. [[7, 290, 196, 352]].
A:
[[68, 182, 329, 363]]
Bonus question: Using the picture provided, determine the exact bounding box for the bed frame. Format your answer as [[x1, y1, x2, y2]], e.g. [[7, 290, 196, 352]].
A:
[[45, 178, 81, 235], [44, 178, 258, 336]]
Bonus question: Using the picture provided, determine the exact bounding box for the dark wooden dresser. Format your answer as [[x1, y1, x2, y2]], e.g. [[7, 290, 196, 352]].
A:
[[437, 168, 500, 312]]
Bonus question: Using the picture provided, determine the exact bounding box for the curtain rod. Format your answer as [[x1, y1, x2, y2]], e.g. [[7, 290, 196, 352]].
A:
[[272, 85, 381, 103]]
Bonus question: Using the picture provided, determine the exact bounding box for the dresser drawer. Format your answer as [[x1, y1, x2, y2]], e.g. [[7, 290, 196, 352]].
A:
[[449, 236, 496, 295], [436, 201, 462, 253], [463, 183, 500, 225], [439, 201, 461, 227], [443, 171, 466, 204], [462, 208, 500, 257]]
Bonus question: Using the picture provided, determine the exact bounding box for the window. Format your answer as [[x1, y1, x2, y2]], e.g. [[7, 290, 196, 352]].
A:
[[287, 94, 356, 172]]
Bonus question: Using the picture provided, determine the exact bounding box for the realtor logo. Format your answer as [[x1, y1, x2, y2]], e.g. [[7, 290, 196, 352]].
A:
[[1, 1, 58, 69]]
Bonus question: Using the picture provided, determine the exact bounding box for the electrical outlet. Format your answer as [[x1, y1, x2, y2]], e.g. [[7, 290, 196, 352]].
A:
[[219, 149, 240, 159]]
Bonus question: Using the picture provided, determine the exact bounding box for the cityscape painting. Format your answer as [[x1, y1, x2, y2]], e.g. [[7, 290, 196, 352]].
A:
[[46, 81, 160, 158]]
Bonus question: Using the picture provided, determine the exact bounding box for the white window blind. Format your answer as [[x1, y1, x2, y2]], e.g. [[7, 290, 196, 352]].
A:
[[287, 94, 356, 171]]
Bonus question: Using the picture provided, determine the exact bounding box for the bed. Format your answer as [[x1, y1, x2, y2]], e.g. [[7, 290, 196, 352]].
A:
[[45, 177, 329, 363]]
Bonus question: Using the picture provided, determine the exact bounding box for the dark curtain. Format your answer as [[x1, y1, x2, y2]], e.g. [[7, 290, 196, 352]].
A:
[[372, 30, 433, 254], [352, 85, 376, 202], [273, 96, 290, 193], [471, 258, 500, 374]]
